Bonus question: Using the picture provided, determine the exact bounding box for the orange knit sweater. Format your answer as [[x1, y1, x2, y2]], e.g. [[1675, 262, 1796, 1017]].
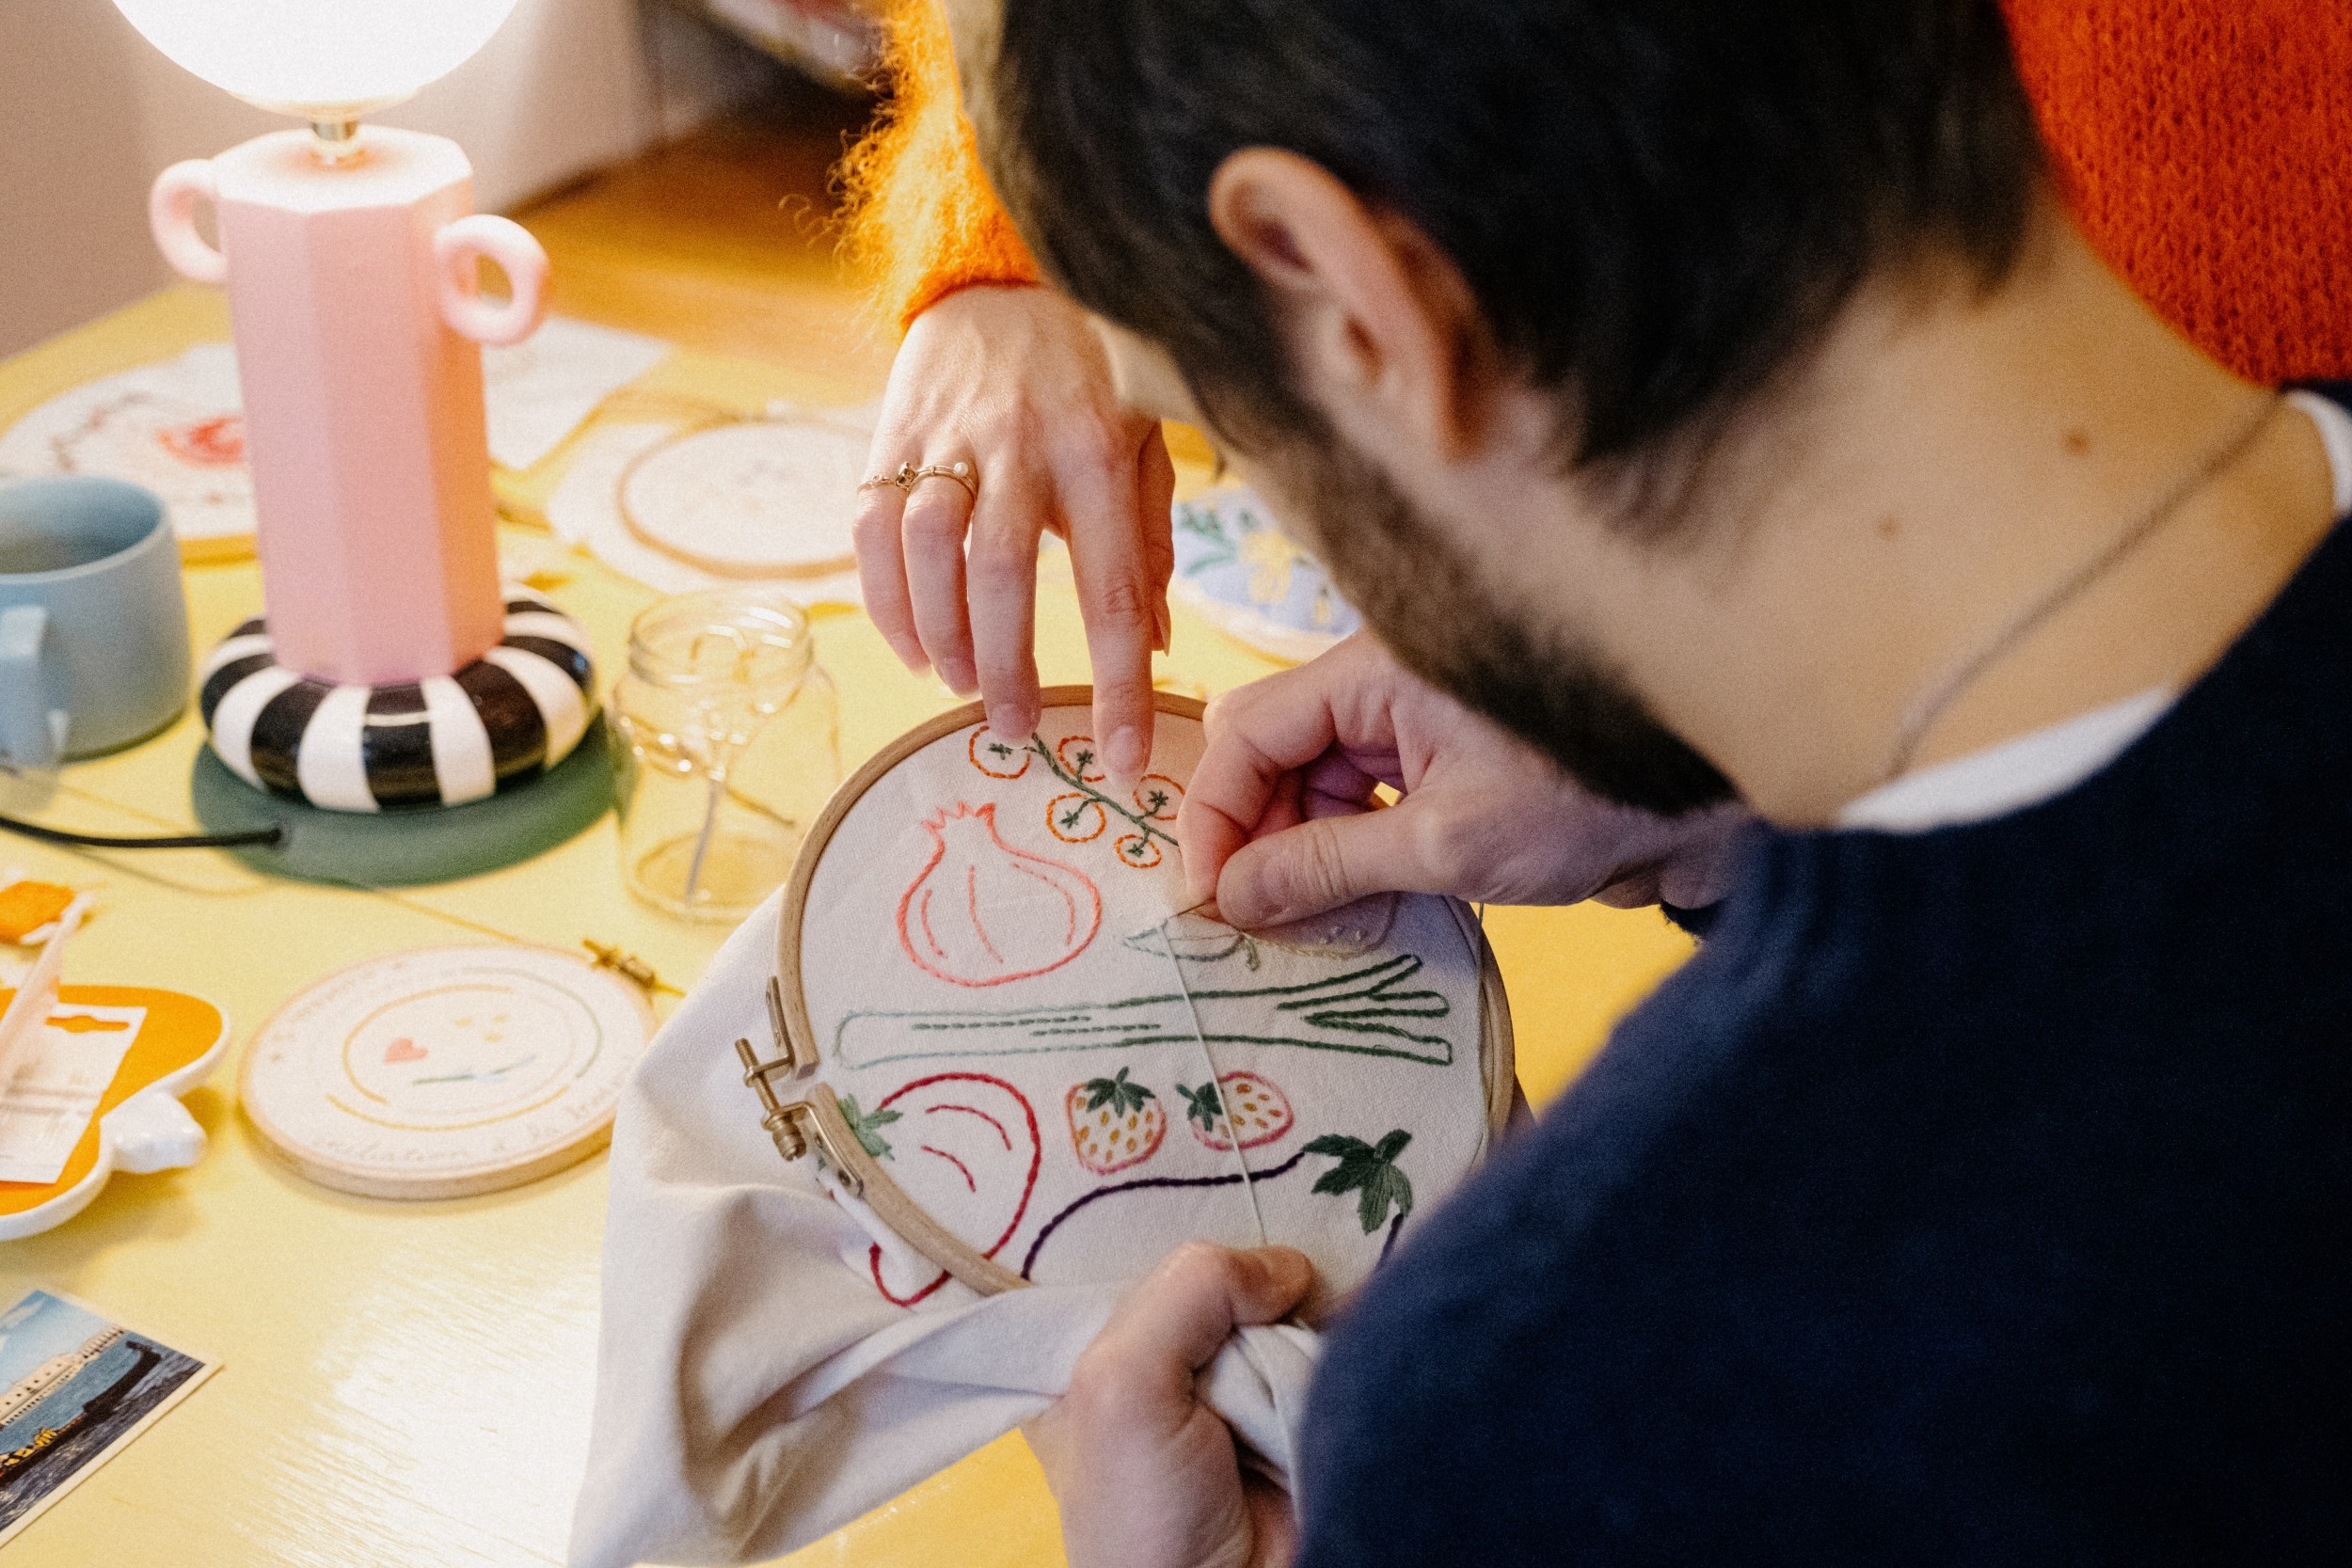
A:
[[845, 1, 2352, 383], [837, 0, 1041, 330]]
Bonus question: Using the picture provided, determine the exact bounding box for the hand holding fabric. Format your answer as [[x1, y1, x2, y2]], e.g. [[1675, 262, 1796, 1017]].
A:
[[855, 283, 1176, 779], [1179, 635, 1750, 927], [1026, 1243, 1312, 1568]]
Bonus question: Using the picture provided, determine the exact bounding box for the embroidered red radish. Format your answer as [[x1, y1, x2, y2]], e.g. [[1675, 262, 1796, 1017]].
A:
[[1066, 1068, 1166, 1174], [847, 1071, 1041, 1307], [898, 802, 1102, 987], [1178, 1071, 1295, 1151]]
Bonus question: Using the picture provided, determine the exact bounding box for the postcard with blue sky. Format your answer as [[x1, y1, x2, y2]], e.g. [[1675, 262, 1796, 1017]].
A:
[[1, 1288, 217, 1545]]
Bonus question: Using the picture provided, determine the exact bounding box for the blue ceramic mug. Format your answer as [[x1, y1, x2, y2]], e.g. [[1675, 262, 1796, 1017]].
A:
[[0, 477, 192, 768]]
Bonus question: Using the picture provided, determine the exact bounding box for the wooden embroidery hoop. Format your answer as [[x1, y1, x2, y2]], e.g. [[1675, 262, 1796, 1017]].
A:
[[741, 686, 1517, 1296], [240, 943, 657, 1200], [614, 413, 865, 581]]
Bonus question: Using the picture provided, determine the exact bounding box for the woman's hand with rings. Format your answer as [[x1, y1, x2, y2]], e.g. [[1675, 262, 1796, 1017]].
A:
[[854, 283, 1176, 779]]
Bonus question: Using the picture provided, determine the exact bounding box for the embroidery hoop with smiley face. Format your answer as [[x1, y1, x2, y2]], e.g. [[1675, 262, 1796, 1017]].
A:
[[240, 944, 656, 1199]]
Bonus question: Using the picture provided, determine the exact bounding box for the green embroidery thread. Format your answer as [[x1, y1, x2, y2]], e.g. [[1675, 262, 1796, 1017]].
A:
[[1307, 1129, 1415, 1233], [1031, 736, 1179, 863], [1082, 1067, 1156, 1117], [837, 1095, 902, 1160], [834, 954, 1454, 1069]]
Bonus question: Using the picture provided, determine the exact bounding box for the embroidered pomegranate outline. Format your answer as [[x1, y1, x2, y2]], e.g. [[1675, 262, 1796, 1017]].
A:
[[898, 802, 1103, 987]]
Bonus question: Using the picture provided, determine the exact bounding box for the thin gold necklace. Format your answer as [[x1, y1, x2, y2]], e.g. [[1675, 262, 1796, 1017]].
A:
[[1883, 393, 2282, 783]]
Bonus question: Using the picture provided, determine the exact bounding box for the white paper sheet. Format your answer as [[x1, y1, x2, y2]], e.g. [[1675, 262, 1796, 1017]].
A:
[[481, 317, 671, 470]]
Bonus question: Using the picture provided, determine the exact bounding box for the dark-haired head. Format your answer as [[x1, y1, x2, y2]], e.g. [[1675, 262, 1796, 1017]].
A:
[[965, 0, 2046, 811]]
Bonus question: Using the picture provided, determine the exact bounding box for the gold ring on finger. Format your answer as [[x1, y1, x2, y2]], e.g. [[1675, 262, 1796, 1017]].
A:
[[858, 460, 977, 503]]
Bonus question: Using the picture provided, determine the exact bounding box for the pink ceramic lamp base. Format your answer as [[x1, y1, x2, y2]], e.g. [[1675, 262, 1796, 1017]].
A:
[[151, 124, 599, 812]]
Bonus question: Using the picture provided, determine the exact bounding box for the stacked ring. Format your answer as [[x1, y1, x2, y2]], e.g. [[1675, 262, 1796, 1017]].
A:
[[859, 460, 977, 503]]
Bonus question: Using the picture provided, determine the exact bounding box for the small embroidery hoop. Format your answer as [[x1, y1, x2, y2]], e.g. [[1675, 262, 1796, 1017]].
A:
[[739, 686, 1516, 1296], [240, 942, 657, 1200], [614, 414, 865, 581]]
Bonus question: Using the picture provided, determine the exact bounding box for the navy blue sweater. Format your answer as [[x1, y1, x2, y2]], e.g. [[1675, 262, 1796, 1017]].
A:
[[1297, 433, 2352, 1561]]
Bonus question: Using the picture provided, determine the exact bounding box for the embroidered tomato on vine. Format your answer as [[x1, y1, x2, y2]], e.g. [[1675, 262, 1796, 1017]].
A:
[[968, 726, 1184, 870], [968, 730, 1033, 779]]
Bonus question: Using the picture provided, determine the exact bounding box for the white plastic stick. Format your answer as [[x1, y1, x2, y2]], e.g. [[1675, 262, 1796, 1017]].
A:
[[0, 902, 82, 1096]]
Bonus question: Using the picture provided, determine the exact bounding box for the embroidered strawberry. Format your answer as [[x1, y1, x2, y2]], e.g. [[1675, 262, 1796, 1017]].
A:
[[1067, 1067, 1166, 1174], [1177, 1071, 1295, 1151]]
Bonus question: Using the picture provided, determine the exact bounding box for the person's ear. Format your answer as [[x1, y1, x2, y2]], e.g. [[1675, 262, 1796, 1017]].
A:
[[1207, 149, 1496, 461]]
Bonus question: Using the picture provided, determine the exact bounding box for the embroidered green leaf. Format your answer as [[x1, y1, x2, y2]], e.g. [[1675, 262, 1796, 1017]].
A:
[[1363, 1164, 1413, 1234], [1178, 1081, 1224, 1132], [1306, 1130, 1415, 1233], [837, 1095, 901, 1160], [1084, 1067, 1155, 1117]]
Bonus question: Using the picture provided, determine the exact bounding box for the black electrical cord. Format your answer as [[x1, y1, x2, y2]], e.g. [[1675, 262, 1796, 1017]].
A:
[[0, 810, 282, 851]]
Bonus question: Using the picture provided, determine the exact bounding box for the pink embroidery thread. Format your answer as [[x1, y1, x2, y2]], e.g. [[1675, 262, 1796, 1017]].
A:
[[897, 802, 1101, 987], [922, 1144, 977, 1191], [869, 1248, 948, 1307], [927, 1102, 1011, 1148]]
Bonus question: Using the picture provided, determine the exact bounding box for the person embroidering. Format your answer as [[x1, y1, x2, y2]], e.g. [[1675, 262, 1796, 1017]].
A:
[[867, 1, 2352, 1562]]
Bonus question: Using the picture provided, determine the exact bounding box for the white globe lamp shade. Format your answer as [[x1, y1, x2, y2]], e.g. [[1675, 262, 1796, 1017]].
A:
[[110, 0, 525, 120]]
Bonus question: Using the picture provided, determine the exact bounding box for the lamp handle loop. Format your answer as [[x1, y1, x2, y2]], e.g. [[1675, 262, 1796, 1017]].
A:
[[150, 160, 229, 285], [435, 214, 550, 348]]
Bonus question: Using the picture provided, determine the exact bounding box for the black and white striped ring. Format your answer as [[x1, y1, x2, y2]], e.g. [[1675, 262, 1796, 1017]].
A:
[[198, 589, 598, 813]]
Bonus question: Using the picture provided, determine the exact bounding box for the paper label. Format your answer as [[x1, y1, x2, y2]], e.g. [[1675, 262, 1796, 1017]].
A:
[[0, 1006, 144, 1186]]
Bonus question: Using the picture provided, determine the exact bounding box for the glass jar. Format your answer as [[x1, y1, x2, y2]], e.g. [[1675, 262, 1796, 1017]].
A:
[[608, 587, 840, 921]]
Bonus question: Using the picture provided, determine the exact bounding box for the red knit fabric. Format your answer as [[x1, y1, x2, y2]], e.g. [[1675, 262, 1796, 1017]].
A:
[[2006, 0, 2352, 381]]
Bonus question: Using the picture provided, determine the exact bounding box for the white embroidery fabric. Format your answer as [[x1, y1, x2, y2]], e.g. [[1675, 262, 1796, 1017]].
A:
[[572, 705, 1498, 1566], [568, 889, 1323, 1566]]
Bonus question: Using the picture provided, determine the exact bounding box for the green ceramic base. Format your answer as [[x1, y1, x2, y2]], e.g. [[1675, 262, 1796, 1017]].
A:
[[189, 722, 612, 887]]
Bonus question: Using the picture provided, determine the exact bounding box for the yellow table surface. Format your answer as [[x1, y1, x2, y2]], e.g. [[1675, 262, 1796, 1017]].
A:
[[0, 286, 1692, 1566]]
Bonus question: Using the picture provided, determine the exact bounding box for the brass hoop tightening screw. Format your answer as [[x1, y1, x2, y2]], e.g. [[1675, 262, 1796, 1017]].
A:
[[736, 1037, 808, 1160]]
